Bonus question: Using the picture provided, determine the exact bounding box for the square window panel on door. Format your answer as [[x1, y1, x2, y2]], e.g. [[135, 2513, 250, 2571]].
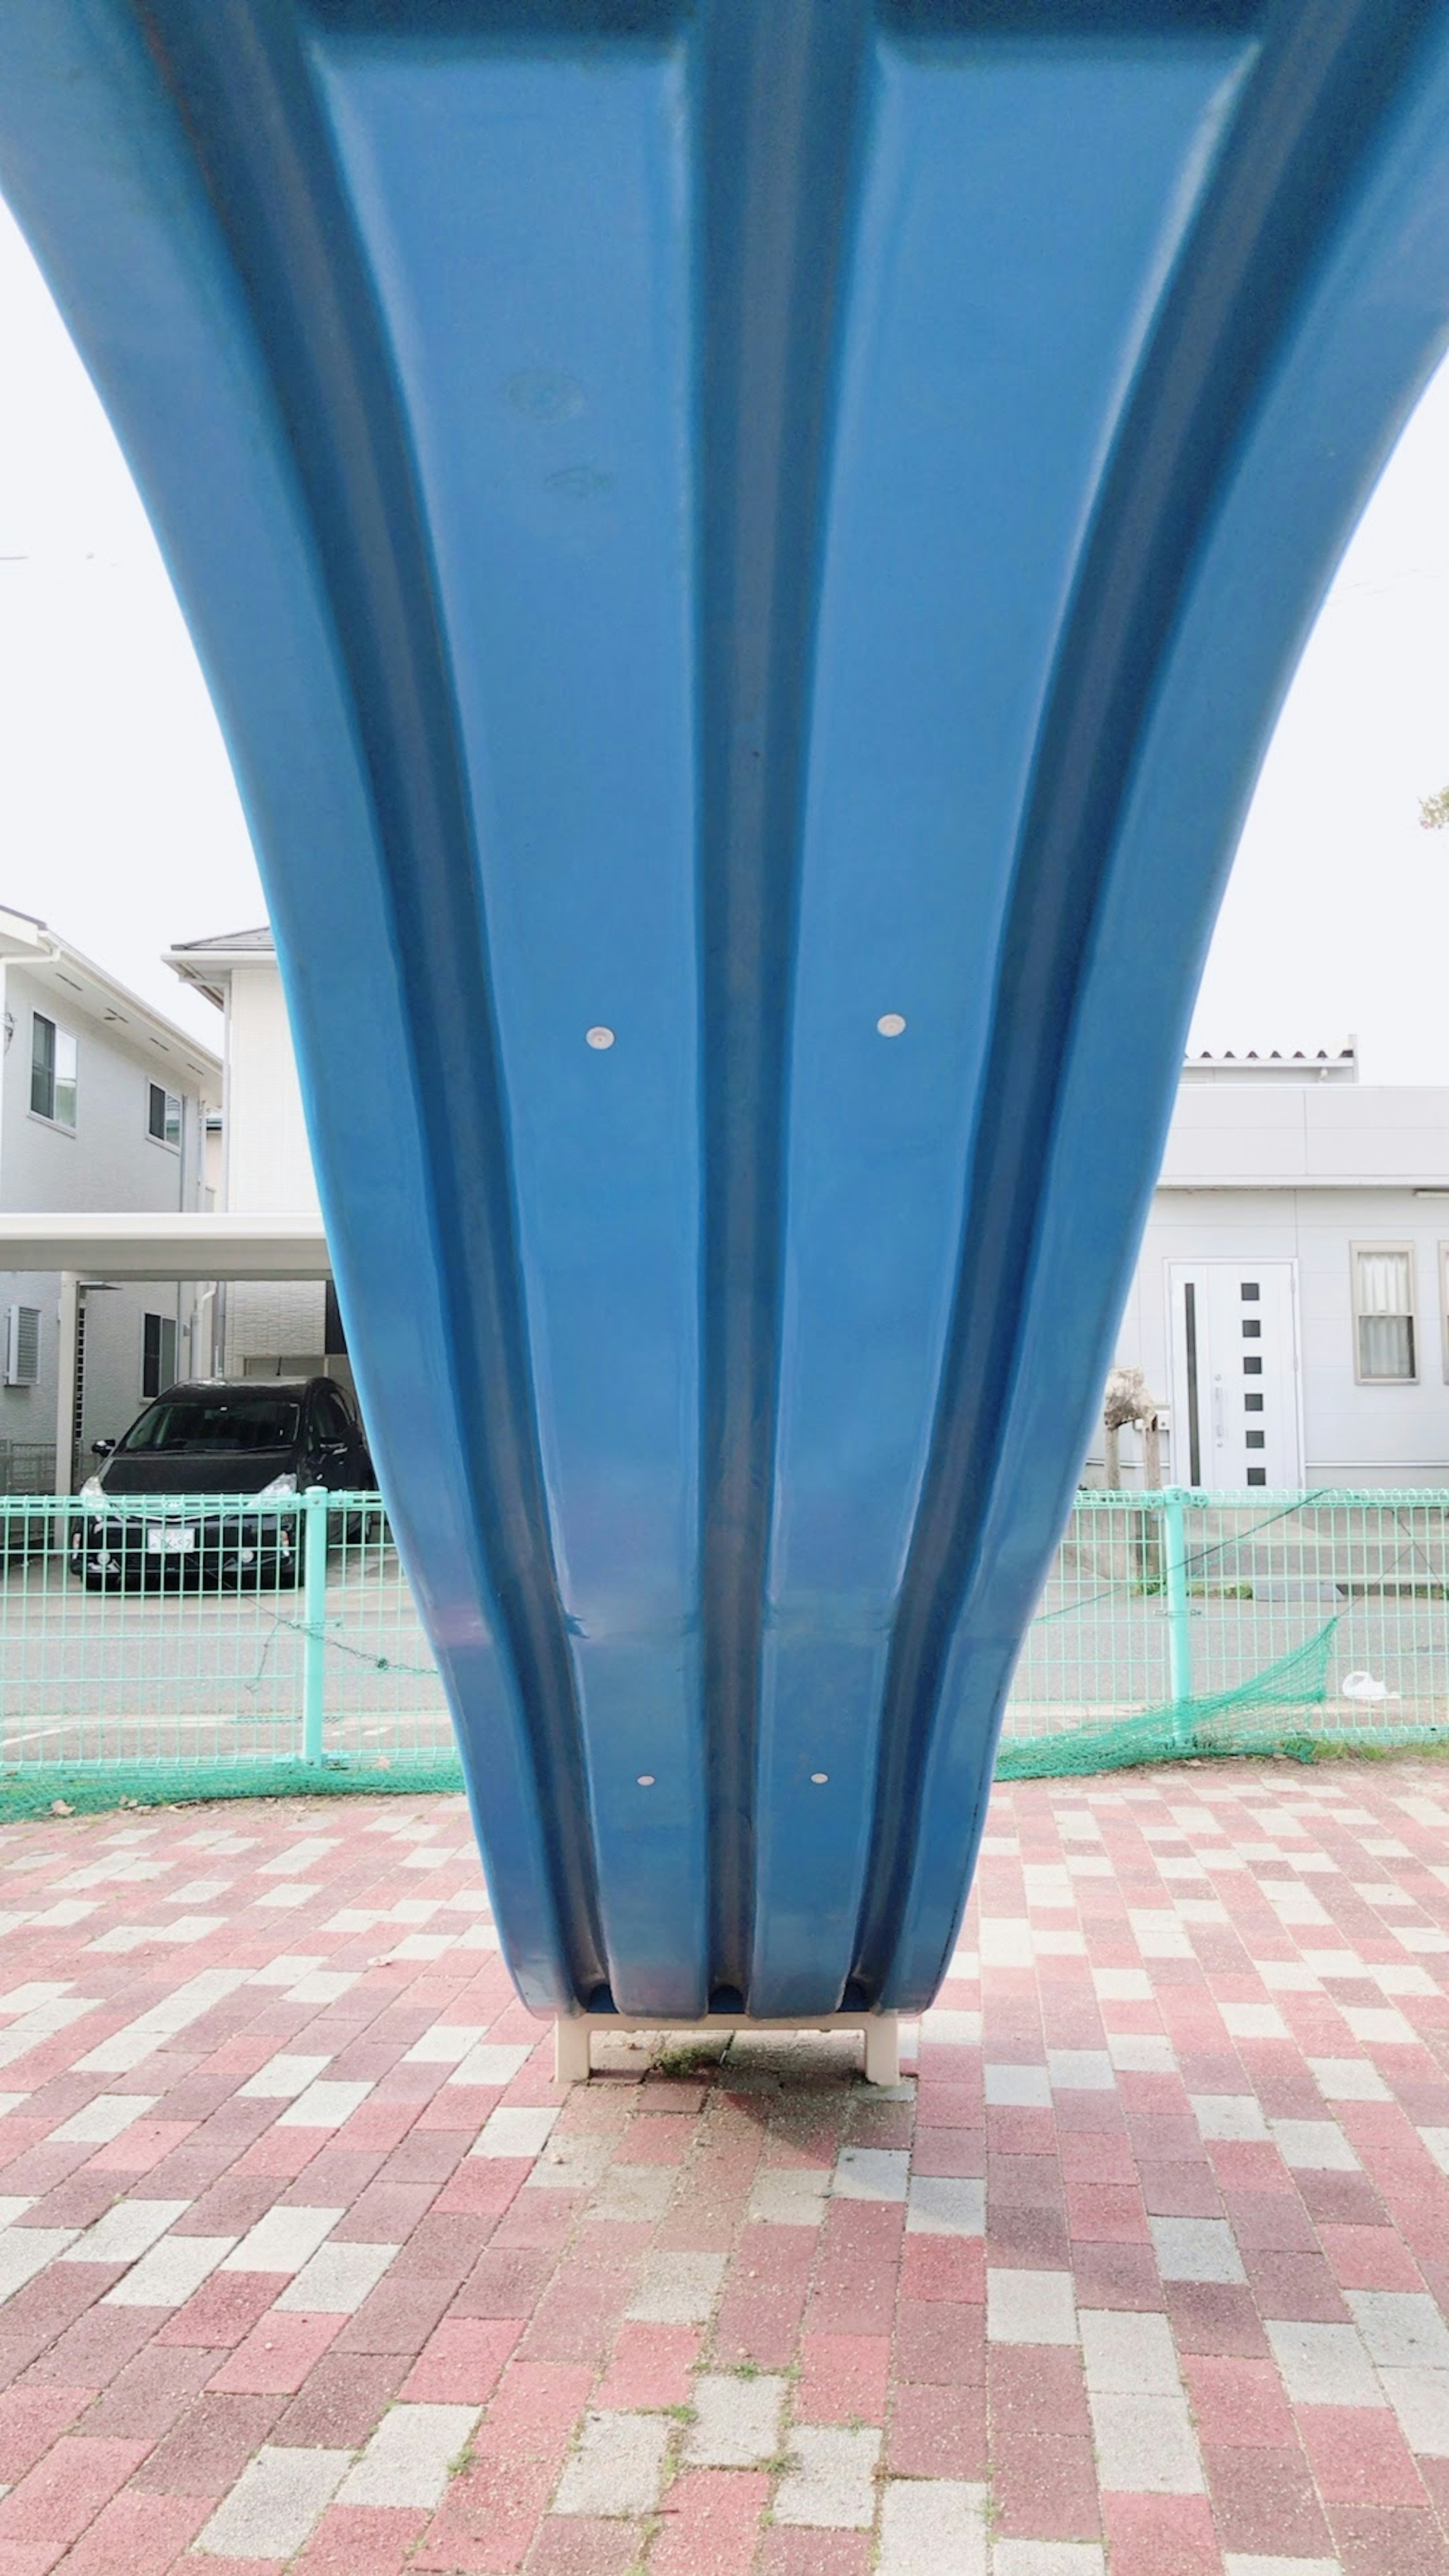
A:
[[1168, 1263, 1302, 1490]]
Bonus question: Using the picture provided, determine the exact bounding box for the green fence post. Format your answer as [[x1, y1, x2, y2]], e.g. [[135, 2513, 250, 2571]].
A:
[[1163, 1486, 1192, 1745], [301, 1489, 328, 1765]]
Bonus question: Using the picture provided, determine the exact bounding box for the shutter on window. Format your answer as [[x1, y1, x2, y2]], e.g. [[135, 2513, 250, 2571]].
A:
[[5, 1306, 40, 1388]]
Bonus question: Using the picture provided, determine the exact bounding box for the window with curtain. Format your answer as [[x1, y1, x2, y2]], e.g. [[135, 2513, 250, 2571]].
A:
[[1354, 1247, 1415, 1381]]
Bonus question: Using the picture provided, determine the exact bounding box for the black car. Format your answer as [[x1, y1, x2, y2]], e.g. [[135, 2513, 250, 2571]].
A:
[[69, 1377, 376, 1590]]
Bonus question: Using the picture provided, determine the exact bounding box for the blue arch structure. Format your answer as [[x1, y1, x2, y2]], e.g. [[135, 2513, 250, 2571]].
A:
[[3, 2, 1449, 2024]]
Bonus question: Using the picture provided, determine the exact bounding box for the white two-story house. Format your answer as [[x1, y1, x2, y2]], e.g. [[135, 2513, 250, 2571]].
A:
[[0, 909, 221, 1486]]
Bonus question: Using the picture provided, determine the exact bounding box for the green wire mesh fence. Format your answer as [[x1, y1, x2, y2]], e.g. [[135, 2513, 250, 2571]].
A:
[[0, 1488, 1446, 1815], [999, 1488, 1449, 1775], [0, 1492, 454, 1814]]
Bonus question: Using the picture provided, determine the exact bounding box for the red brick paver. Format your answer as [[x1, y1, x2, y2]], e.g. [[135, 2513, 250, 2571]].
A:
[[0, 1766, 1448, 2565]]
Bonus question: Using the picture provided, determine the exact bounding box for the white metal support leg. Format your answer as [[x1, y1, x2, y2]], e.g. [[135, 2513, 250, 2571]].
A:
[[554, 2018, 592, 2083], [554, 2011, 900, 2085], [862, 2014, 900, 2087]]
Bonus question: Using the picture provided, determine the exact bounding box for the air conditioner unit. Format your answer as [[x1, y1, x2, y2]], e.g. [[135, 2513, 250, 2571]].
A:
[[4, 1305, 40, 1389]]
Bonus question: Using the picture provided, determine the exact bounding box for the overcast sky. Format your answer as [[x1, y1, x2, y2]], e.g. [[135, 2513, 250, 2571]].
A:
[[1, 195, 1447, 1077]]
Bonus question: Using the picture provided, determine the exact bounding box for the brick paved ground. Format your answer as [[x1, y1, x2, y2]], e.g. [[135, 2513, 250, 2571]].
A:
[[1, 1764, 1449, 2569]]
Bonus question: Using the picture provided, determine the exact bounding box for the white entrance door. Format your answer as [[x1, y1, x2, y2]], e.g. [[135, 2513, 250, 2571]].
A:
[[1167, 1262, 1302, 1490]]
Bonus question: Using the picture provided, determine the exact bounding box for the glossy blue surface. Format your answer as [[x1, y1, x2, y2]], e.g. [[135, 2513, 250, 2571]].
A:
[[5, 2, 1449, 2015]]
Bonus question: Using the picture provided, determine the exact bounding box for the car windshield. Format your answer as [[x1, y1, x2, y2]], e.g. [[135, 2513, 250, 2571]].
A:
[[119, 1394, 302, 1454]]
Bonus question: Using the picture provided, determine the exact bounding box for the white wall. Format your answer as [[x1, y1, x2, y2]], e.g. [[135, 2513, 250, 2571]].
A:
[[220, 961, 324, 1370], [1108, 1082, 1449, 1490], [0, 961, 211, 1472], [0, 962, 206, 1218], [223, 962, 318, 1213], [1160, 1084, 1449, 1187], [228, 1279, 326, 1374], [1124, 1187, 1449, 1487], [0, 1266, 60, 1466]]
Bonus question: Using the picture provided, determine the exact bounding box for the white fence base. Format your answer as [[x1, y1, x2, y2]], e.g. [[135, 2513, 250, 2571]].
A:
[[554, 2010, 900, 2087]]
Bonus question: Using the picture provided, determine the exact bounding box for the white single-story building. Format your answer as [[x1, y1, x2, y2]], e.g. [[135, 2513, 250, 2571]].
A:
[[1101, 1045, 1449, 1490]]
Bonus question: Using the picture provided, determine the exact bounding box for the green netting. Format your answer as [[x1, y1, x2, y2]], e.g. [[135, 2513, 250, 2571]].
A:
[[3, 1487, 1449, 1817], [0, 1750, 466, 1822], [1002, 1487, 1449, 1772], [996, 1616, 1349, 1777]]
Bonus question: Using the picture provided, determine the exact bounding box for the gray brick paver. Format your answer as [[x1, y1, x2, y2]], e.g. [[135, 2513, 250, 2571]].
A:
[[686, 2370, 785, 2467], [773, 2424, 881, 2527], [337, 2400, 480, 2507], [551, 2409, 670, 2516], [194, 2444, 350, 2558]]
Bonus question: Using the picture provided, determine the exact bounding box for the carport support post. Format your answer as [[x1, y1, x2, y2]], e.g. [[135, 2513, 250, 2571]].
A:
[[1163, 1486, 1192, 1746], [54, 1272, 79, 1493], [300, 1487, 328, 1764]]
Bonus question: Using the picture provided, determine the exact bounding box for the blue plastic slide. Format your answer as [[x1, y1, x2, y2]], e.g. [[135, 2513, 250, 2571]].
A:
[[3, 3, 1448, 2022]]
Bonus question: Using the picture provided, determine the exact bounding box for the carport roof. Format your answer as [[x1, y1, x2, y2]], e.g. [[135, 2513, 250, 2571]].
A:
[[0, 1209, 328, 1278]]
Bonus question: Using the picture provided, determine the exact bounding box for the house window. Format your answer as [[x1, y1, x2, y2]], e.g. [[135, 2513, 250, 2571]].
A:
[[30, 1014, 77, 1127], [1353, 1246, 1416, 1382], [147, 1083, 182, 1150], [142, 1313, 177, 1401]]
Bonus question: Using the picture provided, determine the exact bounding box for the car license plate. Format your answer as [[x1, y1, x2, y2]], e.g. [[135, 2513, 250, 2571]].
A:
[[146, 1528, 196, 1554]]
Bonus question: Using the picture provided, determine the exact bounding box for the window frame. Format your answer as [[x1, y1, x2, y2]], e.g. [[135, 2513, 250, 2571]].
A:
[[311, 1386, 354, 1446], [146, 1081, 182, 1153], [1351, 1240, 1418, 1386], [29, 1011, 77, 1131]]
